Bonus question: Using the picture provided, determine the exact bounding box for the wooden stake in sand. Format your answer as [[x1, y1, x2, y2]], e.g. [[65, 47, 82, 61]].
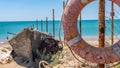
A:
[[111, 2, 114, 45], [79, 12, 82, 37], [52, 9, 55, 37], [63, 1, 65, 9], [46, 17, 48, 33], [98, 0, 105, 68], [41, 19, 43, 32], [36, 19, 38, 30]]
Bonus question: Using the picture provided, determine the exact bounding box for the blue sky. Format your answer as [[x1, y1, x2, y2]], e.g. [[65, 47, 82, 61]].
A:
[[0, 0, 119, 21]]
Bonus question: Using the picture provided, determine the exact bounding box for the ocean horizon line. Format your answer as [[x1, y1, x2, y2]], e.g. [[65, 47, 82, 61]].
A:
[[0, 19, 120, 22]]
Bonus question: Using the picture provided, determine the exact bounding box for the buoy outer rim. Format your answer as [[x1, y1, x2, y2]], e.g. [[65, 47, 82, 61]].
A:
[[62, 0, 120, 64]]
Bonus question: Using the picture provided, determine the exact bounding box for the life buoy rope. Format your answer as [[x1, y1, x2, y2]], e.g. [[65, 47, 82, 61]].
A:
[[62, 0, 120, 64]]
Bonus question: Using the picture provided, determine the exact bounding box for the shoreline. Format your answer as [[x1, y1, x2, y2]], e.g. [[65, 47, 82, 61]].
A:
[[0, 39, 8, 46], [1, 35, 120, 41], [56, 35, 120, 40], [0, 35, 120, 47]]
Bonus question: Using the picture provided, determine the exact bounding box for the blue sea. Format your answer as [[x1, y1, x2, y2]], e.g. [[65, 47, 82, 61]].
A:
[[0, 20, 120, 40]]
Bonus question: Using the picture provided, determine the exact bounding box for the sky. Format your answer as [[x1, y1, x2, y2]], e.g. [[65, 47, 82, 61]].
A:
[[0, 0, 120, 21]]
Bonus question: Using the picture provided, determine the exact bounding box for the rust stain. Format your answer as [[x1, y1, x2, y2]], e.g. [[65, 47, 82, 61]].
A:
[[79, 43, 85, 49]]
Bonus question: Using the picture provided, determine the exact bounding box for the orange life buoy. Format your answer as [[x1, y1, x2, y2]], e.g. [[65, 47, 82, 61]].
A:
[[62, 0, 120, 64]]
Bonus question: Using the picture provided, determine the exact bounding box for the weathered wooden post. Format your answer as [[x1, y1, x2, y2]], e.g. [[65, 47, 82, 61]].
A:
[[35, 19, 38, 40], [46, 17, 48, 33], [41, 19, 43, 32], [63, 1, 65, 9], [52, 9, 55, 37], [6, 36, 9, 40], [98, 0, 105, 68], [36, 19, 38, 30], [111, 2, 114, 45], [32, 24, 34, 29], [79, 12, 82, 37]]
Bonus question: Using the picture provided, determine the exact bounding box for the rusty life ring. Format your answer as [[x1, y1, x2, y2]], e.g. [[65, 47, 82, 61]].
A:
[[111, 0, 120, 7], [62, 0, 120, 64]]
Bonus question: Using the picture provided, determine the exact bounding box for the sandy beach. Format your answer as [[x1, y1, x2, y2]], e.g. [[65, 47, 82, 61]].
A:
[[0, 37, 119, 68], [0, 0, 119, 68]]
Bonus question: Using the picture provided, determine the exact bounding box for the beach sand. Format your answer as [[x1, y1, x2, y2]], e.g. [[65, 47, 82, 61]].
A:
[[0, 37, 119, 68]]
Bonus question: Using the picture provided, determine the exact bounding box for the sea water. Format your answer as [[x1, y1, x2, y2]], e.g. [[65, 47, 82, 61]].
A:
[[0, 20, 120, 40]]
